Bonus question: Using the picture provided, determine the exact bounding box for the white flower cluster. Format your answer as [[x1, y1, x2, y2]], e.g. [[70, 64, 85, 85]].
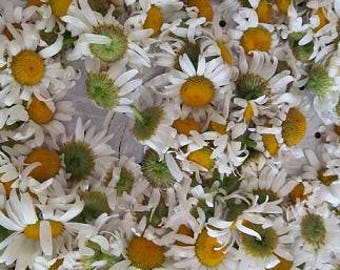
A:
[[0, 0, 339, 269]]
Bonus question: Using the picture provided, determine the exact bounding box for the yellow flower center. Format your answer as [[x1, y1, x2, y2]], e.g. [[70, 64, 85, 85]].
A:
[[276, 0, 291, 14], [49, 0, 73, 17], [24, 220, 64, 241], [335, 125, 340, 136], [187, 0, 214, 21], [25, 148, 61, 182], [174, 118, 201, 136], [318, 168, 338, 186], [240, 27, 272, 54], [195, 229, 226, 267], [216, 41, 233, 65], [267, 256, 293, 270], [11, 50, 45, 86], [314, 8, 329, 32], [209, 121, 226, 134], [180, 76, 215, 107], [244, 102, 254, 124], [187, 147, 215, 170], [256, 1, 274, 23], [262, 134, 279, 156], [127, 236, 164, 270], [27, 0, 44, 7], [281, 108, 307, 147], [143, 5, 163, 36], [289, 183, 309, 204], [28, 96, 54, 125]]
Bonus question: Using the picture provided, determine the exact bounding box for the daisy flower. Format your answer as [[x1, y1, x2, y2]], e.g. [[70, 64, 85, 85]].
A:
[[0, 23, 75, 103], [62, 0, 152, 68], [85, 58, 142, 112], [0, 191, 86, 269]]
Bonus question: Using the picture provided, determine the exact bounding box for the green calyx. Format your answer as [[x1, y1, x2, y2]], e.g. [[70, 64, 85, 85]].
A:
[[86, 72, 119, 109], [88, 0, 111, 15], [141, 149, 174, 188], [89, 24, 128, 63], [149, 199, 169, 226], [301, 214, 326, 249], [241, 222, 278, 258], [132, 106, 164, 141], [116, 167, 135, 196], [61, 142, 95, 181], [190, 199, 214, 220], [289, 32, 313, 62], [175, 41, 201, 70], [306, 64, 332, 98], [226, 199, 249, 221], [81, 241, 121, 270], [212, 170, 241, 194], [236, 73, 270, 100], [75, 191, 111, 223], [0, 226, 11, 242], [253, 188, 278, 204]]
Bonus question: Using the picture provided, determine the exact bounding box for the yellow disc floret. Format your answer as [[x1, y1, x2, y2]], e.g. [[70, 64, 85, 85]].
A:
[[180, 76, 215, 107], [174, 118, 201, 136], [25, 148, 61, 182], [24, 220, 64, 241], [11, 50, 45, 86], [314, 8, 329, 32], [143, 5, 163, 36], [240, 27, 272, 54], [267, 256, 293, 270], [195, 229, 226, 267], [281, 108, 307, 147], [127, 236, 164, 269], [187, 0, 214, 21], [256, 1, 274, 23], [209, 121, 227, 134], [276, 0, 291, 14], [262, 134, 279, 156], [176, 224, 194, 246], [335, 125, 340, 136], [289, 183, 309, 204], [49, 0, 73, 17], [244, 102, 254, 124], [216, 41, 233, 65], [187, 147, 215, 170], [28, 96, 54, 125], [318, 168, 338, 186], [27, 0, 44, 7]]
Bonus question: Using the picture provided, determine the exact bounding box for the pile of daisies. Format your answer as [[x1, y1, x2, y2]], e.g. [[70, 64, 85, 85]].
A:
[[0, 0, 339, 269]]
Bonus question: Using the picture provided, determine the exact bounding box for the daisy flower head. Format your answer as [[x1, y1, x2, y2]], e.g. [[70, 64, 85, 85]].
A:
[[287, 202, 340, 270], [0, 191, 85, 269], [0, 23, 76, 104], [58, 116, 116, 183], [62, 0, 152, 68], [85, 58, 142, 112]]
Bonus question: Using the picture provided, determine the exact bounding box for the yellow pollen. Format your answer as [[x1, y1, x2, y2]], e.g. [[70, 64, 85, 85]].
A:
[[25, 148, 61, 182], [244, 102, 254, 124], [209, 121, 227, 134], [187, 147, 215, 170], [216, 41, 233, 65], [28, 96, 54, 125], [49, 0, 73, 17], [289, 183, 309, 204], [276, 0, 291, 14], [2, 23, 22, 41], [281, 108, 307, 147], [143, 5, 163, 36], [240, 27, 272, 54], [267, 256, 293, 270], [24, 220, 64, 241], [174, 118, 201, 136], [11, 50, 45, 86], [335, 125, 340, 136], [314, 8, 329, 32], [180, 76, 215, 107], [27, 0, 44, 7], [318, 168, 338, 186], [187, 0, 214, 21], [262, 134, 279, 156], [127, 236, 164, 270], [176, 225, 194, 246], [256, 1, 274, 23], [195, 229, 226, 267]]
